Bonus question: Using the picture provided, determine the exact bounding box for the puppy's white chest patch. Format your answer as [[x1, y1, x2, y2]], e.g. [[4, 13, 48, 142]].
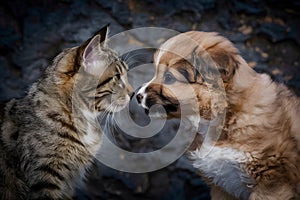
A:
[[190, 144, 254, 200]]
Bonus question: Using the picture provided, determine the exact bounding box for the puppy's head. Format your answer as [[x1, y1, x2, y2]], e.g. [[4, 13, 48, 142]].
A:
[[137, 31, 250, 120]]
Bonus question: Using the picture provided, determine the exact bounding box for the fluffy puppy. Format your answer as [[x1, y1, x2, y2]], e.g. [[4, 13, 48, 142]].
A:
[[136, 31, 300, 200]]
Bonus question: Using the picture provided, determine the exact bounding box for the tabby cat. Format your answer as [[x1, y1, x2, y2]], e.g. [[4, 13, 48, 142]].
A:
[[0, 25, 133, 199]]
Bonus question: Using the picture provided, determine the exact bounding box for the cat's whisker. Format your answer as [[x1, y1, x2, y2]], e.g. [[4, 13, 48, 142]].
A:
[[98, 103, 116, 134], [97, 103, 115, 122], [122, 52, 133, 63], [110, 104, 121, 139], [102, 110, 117, 144], [123, 51, 144, 62], [122, 51, 148, 68], [124, 52, 143, 66]]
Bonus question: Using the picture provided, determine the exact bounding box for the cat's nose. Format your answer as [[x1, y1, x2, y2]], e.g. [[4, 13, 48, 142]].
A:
[[136, 93, 143, 104]]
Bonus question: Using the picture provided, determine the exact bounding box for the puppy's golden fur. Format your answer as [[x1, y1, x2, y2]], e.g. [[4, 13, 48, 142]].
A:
[[137, 31, 300, 199]]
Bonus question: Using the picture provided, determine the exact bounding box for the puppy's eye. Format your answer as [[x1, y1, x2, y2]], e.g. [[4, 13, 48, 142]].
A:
[[163, 72, 176, 84]]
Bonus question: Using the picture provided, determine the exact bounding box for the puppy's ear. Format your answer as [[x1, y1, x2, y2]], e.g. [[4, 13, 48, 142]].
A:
[[211, 50, 239, 83], [191, 47, 202, 82], [191, 47, 221, 84], [192, 42, 239, 84]]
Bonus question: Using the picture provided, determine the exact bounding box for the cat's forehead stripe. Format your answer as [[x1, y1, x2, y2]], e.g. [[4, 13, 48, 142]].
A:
[[115, 61, 127, 75]]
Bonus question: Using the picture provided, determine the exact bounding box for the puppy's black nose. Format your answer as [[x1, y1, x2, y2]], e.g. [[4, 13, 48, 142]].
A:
[[136, 93, 143, 104]]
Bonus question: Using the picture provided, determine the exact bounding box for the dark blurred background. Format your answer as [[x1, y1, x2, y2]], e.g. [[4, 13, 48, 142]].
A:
[[0, 0, 299, 199]]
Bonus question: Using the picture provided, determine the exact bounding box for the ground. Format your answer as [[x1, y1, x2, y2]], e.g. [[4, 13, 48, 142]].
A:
[[0, 0, 299, 199]]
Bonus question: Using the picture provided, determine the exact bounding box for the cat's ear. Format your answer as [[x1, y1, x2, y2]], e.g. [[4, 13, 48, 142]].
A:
[[95, 23, 109, 47], [82, 24, 109, 59], [82, 35, 101, 63], [80, 24, 110, 74]]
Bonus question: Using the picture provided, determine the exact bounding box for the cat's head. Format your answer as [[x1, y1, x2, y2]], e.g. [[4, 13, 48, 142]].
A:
[[42, 25, 134, 113]]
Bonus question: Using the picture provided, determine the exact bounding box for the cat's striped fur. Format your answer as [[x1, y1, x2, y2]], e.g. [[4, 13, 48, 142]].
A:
[[0, 25, 133, 199]]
